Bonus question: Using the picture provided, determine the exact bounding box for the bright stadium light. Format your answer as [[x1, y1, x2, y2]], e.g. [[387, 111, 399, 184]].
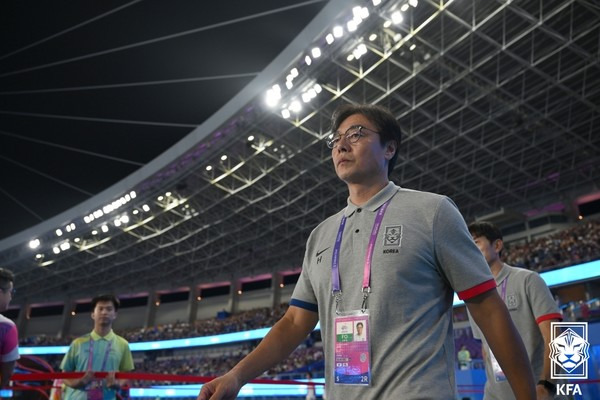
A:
[[391, 11, 403, 24], [281, 109, 291, 119], [314, 83, 322, 93], [383, 20, 392, 28], [409, 0, 418, 7], [369, 33, 377, 41], [289, 101, 302, 113], [55, 229, 63, 237], [311, 47, 321, 58], [290, 68, 299, 78], [28, 239, 40, 249], [142, 204, 150, 212], [305, 55, 312, 65], [333, 26, 343, 38], [53, 247, 60, 254], [59, 242, 70, 251], [401, 4, 409, 12], [347, 19, 358, 32], [326, 33, 334, 44], [372, 0, 381, 5], [205, 165, 212, 171], [221, 155, 228, 161], [101, 225, 109, 233]]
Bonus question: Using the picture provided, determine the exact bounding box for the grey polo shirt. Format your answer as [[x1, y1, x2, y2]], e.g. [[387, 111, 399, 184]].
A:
[[470, 263, 562, 400], [291, 182, 495, 399]]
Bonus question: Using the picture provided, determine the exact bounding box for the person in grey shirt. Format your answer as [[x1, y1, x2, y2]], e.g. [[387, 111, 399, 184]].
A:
[[198, 104, 537, 400], [468, 221, 562, 400]]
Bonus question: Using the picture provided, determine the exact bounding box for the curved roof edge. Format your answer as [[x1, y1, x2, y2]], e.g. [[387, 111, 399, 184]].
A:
[[0, 0, 346, 253]]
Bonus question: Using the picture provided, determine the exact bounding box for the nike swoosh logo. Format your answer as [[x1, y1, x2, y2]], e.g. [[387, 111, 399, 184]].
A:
[[316, 247, 330, 257]]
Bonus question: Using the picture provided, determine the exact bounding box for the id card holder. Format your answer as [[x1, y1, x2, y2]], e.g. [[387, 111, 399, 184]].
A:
[[489, 349, 507, 382], [86, 380, 104, 400], [334, 310, 371, 385]]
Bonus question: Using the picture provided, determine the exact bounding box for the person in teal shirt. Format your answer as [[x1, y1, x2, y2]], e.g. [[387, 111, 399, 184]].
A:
[[61, 294, 134, 400]]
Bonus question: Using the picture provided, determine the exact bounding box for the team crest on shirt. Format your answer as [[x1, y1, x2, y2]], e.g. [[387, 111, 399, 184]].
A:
[[506, 293, 519, 310], [384, 225, 402, 246]]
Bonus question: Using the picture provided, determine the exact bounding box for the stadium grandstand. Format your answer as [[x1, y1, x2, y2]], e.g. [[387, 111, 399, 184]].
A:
[[1, 0, 600, 398]]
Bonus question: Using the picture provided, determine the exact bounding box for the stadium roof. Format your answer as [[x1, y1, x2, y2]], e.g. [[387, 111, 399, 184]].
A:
[[1, 0, 599, 303]]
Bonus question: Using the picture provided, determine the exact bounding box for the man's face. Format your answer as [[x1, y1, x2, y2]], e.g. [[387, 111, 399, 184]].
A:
[[356, 324, 363, 335], [472, 235, 500, 266], [331, 113, 395, 185], [91, 301, 117, 327], [0, 281, 13, 311]]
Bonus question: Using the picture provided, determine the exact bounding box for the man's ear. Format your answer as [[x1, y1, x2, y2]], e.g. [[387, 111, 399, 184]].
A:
[[384, 140, 397, 160], [494, 239, 504, 255]]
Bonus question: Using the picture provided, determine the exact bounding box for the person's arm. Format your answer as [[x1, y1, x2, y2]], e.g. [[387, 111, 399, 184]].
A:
[[535, 319, 559, 400], [0, 361, 16, 388], [466, 289, 536, 399], [198, 306, 319, 400], [63, 370, 94, 389]]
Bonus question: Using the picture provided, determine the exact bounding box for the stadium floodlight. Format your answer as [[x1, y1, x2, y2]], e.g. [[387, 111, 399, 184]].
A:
[[247, 135, 254, 141], [290, 68, 299, 78], [84, 216, 91, 224], [121, 215, 129, 224], [314, 83, 322, 93], [347, 19, 358, 32], [265, 87, 281, 107], [221, 155, 228, 161], [307, 88, 317, 99], [285, 81, 293, 90], [369, 33, 377, 41], [409, 0, 418, 7], [311, 47, 321, 58], [302, 92, 311, 103], [326, 33, 334, 44], [401, 3, 409, 12], [74, 238, 80, 243], [101, 225, 109, 233], [410, 43, 416, 51], [59, 242, 70, 251], [352, 6, 362, 19], [281, 109, 291, 119], [130, 191, 136, 199], [383, 20, 392, 28], [142, 204, 150, 212], [372, 0, 381, 5], [333, 26, 343, 38], [157, 195, 164, 201], [394, 33, 402, 42], [391, 11, 403, 24], [305, 55, 312, 65], [347, 54, 355, 62], [165, 192, 171, 197], [92, 230, 98, 235], [205, 165, 212, 171], [114, 219, 122, 227], [53, 247, 60, 254], [289, 101, 302, 113], [55, 229, 63, 237], [28, 239, 40, 249], [360, 7, 369, 19], [35, 254, 43, 260], [132, 209, 139, 215]]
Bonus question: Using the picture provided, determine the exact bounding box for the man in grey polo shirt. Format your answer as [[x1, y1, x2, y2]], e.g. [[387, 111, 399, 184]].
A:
[[198, 104, 536, 400], [468, 221, 562, 400]]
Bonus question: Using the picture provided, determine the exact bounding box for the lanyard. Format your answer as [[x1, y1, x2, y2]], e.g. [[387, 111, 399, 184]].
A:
[[87, 337, 113, 371], [500, 278, 507, 301], [331, 199, 391, 313]]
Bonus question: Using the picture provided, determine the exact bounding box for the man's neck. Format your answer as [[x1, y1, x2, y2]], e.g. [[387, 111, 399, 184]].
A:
[[348, 180, 389, 206], [94, 325, 112, 337], [489, 259, 504, 278]]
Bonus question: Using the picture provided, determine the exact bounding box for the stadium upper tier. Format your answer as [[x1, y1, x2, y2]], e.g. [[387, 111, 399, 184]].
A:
[[1, 0, 599, 305]]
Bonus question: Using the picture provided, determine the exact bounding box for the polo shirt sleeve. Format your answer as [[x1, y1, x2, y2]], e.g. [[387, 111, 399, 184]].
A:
[[432, 197, 495, 300], [0, 322, 19, 362], [526, 272, 562, 323], [119, 340, 134, 372], [60, 342, 77, 372], [290, 230, 319, 313]]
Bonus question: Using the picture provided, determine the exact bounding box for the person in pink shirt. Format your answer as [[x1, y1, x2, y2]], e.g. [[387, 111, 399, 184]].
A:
[[0, 268, 19, 388]]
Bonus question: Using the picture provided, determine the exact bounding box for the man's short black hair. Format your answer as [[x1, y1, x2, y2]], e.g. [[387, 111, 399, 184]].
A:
[[331, 104, 402, 177], [0, 268, 14, 288], [468, 221, 503, 243], [356, 322, 364, 328], [91, 294, 120, 311]]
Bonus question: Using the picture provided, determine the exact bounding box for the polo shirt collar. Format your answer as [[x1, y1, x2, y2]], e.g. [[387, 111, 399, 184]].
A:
[[90, 329, 115, 341], [494, 263, 511, 286], [344, 181, 399, 217]]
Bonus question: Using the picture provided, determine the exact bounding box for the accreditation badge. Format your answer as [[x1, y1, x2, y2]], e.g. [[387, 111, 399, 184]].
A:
[[333, 310, 371, 385], [86, 380, 104, 400]]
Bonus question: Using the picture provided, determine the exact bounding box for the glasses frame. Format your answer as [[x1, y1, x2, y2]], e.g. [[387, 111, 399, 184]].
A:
[[326, 125, 379, 149]]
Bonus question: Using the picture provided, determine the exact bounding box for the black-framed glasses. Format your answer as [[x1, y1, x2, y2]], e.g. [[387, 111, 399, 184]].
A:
[[326, 125, 379, 149], [0, 287, 16, 296]]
